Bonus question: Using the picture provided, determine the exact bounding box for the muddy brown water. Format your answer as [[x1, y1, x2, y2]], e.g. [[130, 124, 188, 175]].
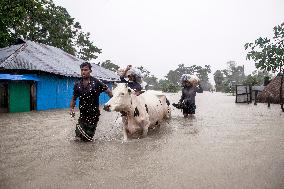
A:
[[0, 92, 284, 189]]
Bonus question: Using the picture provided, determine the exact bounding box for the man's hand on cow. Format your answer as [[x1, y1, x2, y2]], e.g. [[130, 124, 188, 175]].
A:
[[103, 105, 111, 112]]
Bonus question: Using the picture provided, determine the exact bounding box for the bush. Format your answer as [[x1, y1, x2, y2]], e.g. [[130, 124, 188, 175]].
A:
[[158, 80, 180, 93]]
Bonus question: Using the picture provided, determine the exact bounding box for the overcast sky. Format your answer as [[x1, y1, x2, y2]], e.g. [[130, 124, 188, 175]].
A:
[[54, 0, 283, 81]]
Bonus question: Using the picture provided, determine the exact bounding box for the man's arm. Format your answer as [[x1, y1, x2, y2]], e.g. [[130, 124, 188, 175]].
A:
[[196, 85, 203, 93], [70, 95, 76, 109], [97, 80, 113, 98], [119, 65, 132, 83], [70, 95, 77, 117], [179, 89, 185, 103], [122, 65, 132, 77], [70, 82, 79, 117], [105, 88, 113, 98]]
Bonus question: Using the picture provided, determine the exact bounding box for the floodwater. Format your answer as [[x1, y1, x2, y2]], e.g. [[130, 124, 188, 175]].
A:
[[0, 92, 284, 189]]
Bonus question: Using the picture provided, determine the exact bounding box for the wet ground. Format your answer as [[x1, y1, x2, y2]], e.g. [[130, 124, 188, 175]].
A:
[[0, 92, 284, 189]]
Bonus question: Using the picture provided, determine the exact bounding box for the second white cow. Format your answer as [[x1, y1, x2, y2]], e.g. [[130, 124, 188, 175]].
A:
[[105, 83, 171, 140]]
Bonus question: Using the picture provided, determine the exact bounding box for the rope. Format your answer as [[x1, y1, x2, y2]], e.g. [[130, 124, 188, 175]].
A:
[[96, 113, 121, 140], [96, 93, 134, 140], [76, 123, 93, 141], [71, 111, 122, 141]]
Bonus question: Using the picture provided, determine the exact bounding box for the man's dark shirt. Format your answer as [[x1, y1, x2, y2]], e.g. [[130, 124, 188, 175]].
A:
[[180, 85, 203, 105], [120, 76, 142, 91], [73, 77, 108, 124]]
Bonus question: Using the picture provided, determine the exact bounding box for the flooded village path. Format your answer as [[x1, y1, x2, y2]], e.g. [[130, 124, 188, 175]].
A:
[[0, 92, 284, 189]]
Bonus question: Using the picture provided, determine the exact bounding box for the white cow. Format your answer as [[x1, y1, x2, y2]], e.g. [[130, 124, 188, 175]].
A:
[[105, 83, 171, 141]]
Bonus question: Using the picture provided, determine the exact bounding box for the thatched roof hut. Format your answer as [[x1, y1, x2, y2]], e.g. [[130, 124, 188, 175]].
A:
[[257, 74, 284, 103]]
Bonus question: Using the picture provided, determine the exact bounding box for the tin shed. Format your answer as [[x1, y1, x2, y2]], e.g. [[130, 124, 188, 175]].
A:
[[0, 39, 119, 113]]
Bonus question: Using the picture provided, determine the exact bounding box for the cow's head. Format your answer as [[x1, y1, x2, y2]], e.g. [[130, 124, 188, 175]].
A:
[[105, 83, 134, 112]]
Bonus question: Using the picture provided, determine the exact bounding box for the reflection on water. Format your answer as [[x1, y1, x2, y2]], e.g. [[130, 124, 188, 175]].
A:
[[0, 92, 284, 189]]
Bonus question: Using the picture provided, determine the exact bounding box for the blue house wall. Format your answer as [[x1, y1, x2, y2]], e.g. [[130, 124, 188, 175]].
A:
[[36, 74, 112, 111]]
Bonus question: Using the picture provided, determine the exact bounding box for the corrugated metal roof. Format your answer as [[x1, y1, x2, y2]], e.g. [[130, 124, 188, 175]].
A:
[[0, 40, 120, 81]]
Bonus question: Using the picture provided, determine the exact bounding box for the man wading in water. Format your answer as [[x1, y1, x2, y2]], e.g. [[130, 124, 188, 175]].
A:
[[70, 62, 113, 141]]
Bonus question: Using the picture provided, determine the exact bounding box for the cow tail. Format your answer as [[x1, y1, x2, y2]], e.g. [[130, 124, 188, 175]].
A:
[[166, 98, 170, 106], [165, 98, 171, 118]]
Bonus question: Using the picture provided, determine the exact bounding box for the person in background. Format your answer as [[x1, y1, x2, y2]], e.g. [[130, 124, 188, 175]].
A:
[[174, 74, 203, 118], [70, 62, 113, 142]]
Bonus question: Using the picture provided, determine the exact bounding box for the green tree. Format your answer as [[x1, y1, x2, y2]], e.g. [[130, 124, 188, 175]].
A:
[[99, 60, 119, 72], [166, 69, 180, 85], [0, 0, 101, 60], [143, 75, 159, 90], [165, 64, 212, 91], [221, 61, 246, 93], [158, 79, 179, 93], [223, 61, 245, 84], [245, 22, 284, 111], [165, 64, 195, 85], [137, 66, 150, 78], [213, 70, 224, 92], [242, 70, 271, 86], [195, 65, 211, 91], [136, 66, 160, 90]]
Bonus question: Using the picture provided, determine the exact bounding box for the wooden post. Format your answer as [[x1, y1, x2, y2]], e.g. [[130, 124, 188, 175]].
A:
[[246, 85, 249, 104], [267, 96, 271, 108], [280, 70, 284, 112], [235, 85, 237, 103], [254, 90, 258, 105], [249, 85, 252, 103], [30, 82, 37, 111]]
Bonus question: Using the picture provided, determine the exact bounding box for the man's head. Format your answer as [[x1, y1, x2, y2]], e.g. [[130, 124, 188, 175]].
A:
[[126, 69, 137, 82], [127, 73, 135, 81], [80, 62, 92, 79]]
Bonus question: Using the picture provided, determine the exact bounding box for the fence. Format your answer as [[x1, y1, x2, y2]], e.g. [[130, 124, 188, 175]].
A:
[[235, 85, 265, 104], [235, 85, 252, 103]]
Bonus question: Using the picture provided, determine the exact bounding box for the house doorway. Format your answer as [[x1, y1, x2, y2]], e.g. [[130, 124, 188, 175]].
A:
[[0, 82, 8, 113], [9, 82, 31, 113]]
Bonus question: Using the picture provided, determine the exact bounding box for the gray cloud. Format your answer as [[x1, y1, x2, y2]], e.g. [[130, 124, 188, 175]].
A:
[[54, 0, 284, 81]]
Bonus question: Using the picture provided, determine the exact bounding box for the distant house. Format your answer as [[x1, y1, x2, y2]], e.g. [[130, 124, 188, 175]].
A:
[[0, 39, 119, 113], [257, 74, 284, 104]]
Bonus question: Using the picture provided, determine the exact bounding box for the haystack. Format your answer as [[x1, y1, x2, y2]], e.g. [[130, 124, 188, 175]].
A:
[[257, 74, 284, 103]]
